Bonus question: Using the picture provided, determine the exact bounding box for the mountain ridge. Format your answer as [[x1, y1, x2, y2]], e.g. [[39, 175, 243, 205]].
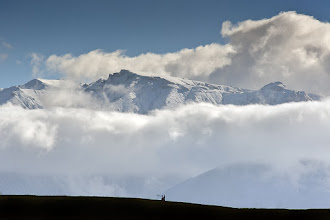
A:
[[0, 70, 321, 113]]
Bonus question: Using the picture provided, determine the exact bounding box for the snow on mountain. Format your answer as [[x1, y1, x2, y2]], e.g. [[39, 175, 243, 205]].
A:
[[0, 79, 62, 109], [222, 81, 320, 105], [84, 69, 244, 113], [0, 70, 321, 112]]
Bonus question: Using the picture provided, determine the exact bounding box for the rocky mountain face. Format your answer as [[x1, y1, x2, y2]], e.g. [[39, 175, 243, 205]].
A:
[[0, 70, 321, 113]]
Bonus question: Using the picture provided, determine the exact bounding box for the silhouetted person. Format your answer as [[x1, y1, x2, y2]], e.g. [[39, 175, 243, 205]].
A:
[[161, 195, 165, 201]]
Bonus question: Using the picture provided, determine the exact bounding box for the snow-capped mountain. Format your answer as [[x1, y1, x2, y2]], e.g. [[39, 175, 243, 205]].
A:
[[0, 78, 63, 109], [0, 70, 321, 113]]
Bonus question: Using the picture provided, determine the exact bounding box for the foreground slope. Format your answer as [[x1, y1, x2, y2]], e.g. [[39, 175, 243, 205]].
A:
[[0, 70, 321, 113], [1, 195, 330, 220]]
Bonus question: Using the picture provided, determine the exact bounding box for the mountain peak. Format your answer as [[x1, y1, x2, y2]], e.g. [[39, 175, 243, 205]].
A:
[[106, 69, 140, 83], [21, 79, 47, 90], [110, 69, 137, 77], [119, 69, 133, 75], [21, 78, 63, 90], [261, 81, 286, 91]]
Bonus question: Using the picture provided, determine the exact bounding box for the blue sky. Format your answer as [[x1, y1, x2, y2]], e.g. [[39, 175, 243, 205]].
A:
[[1, 0, 330, 88]]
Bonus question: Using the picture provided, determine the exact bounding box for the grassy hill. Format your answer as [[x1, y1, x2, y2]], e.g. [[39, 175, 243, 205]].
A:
[[1, 195, 330, 219]]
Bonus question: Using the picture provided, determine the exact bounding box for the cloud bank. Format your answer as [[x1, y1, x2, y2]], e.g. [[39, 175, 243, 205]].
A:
[[1, 100, 330, 200], [34, 11, 330, 95]]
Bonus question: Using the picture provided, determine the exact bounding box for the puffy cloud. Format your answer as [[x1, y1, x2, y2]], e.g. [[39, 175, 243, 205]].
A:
[[0, 104, 57, 150], [34, 11, 330, 95], [40, 81, 99, 109], [1, 100, 330, 200], [44, 44, 236, 82], [217, 11, 330, 95]]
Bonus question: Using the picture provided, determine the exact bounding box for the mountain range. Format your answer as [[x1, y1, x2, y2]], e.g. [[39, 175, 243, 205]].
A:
[[0, 69, 321, 113]]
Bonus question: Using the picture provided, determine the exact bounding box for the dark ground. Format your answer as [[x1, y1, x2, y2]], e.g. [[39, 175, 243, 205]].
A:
[[0, 195, 330, 219]]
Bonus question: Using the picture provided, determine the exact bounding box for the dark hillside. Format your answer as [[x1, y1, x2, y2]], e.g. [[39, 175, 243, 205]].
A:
[[0, 195, 330, 219]]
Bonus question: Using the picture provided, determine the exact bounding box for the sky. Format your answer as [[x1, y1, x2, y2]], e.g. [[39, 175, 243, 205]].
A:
[[3, 0, 330, 208], [1, 0, 330, 90]]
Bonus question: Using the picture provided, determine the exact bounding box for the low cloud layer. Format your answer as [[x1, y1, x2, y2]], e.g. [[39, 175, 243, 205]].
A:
[[33, 11, 330, 95], [1, 100, 330, 199]]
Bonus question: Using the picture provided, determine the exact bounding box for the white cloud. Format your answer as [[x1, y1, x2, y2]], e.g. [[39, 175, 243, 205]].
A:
[[34, 11, 330, 95], [0, 104, 57, 151], [40, 81, 99, 109], [1, 100, 330, 198], [217, 11, 330, 95], [44, 44, 235, 82]]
